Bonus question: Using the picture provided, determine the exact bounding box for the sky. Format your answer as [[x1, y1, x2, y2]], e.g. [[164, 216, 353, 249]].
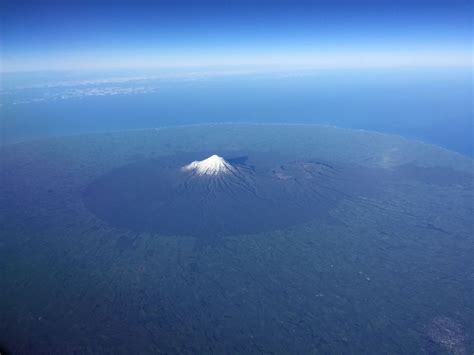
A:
[[1, 0, 472, 72]]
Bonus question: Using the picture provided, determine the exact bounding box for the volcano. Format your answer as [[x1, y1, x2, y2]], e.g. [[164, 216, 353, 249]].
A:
[[83, 152, 379, 237], [182, 154, 235, 175]]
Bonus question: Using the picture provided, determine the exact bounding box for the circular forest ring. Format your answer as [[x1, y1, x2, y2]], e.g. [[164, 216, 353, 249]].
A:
[[83, 152, 382, 237]]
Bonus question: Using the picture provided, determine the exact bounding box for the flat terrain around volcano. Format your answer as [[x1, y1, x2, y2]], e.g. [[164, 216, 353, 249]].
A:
[[0, 124, 473, 354]]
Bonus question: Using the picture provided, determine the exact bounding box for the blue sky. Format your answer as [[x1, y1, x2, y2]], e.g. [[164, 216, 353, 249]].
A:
[[1, 0, 472, 72]]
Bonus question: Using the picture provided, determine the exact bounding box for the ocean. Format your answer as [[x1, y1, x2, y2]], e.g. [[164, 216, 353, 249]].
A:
[[1, 67, 472, 157]]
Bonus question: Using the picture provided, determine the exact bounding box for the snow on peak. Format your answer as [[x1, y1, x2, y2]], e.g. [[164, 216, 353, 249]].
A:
[[182, 155, 235, 176]]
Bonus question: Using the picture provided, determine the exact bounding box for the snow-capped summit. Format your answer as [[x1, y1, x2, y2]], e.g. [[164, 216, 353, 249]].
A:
[[182, 155, 235, 176]]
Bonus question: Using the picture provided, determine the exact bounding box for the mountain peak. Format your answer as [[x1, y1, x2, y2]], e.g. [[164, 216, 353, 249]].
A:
[[182, 155, 235, 176]]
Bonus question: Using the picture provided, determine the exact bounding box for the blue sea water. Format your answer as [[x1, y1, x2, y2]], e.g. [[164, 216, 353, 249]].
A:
[[1, 67, 472, 156]]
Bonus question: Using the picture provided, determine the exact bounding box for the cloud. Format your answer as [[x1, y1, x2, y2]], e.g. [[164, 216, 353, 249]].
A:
[[2, 69, 265, 105], [9, 86, 158, 105]]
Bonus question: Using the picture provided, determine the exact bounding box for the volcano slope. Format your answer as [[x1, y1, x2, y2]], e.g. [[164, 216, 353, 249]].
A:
[[83, 152, 380, 237]]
